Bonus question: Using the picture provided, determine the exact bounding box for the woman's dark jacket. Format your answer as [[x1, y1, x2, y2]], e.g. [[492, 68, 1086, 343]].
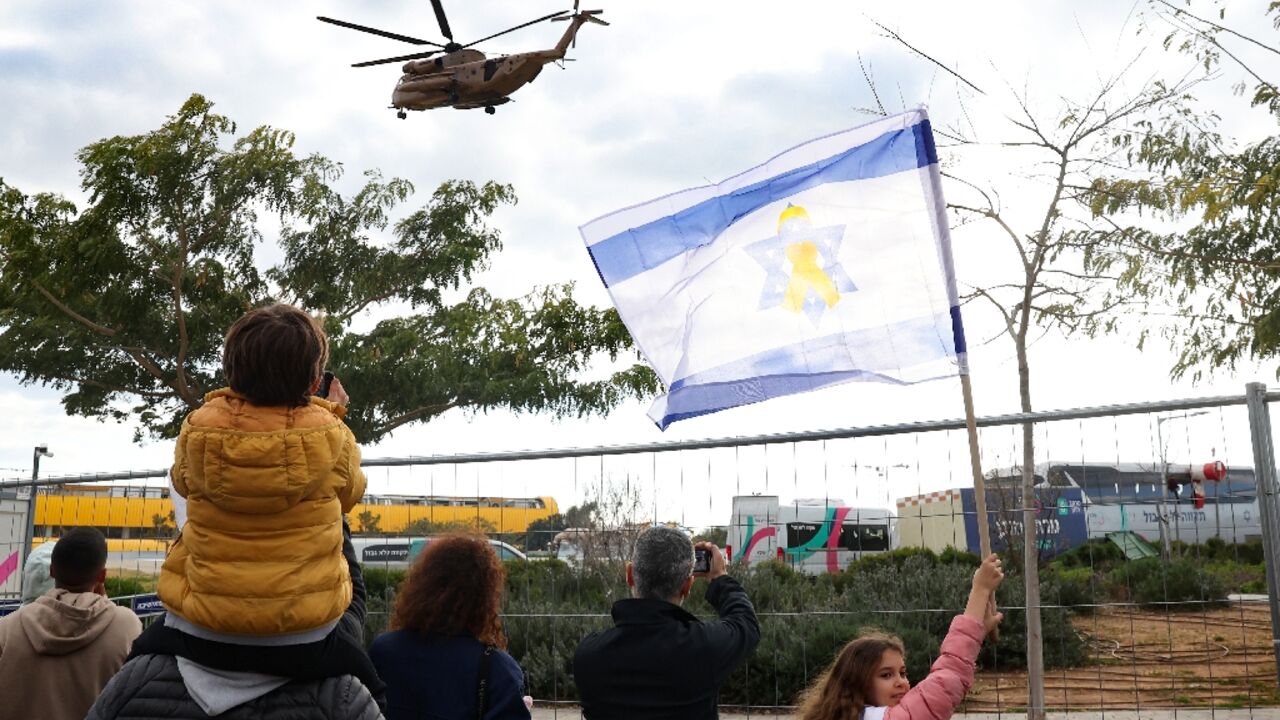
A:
[[370, 631, 530, 720]]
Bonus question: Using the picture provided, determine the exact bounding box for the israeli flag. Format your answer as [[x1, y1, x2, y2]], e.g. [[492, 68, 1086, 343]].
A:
[[581, 108, 966, 429]]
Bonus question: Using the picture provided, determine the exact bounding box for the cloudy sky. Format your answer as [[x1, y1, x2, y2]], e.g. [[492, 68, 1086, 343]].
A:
[[1, 0, 1275, 524]]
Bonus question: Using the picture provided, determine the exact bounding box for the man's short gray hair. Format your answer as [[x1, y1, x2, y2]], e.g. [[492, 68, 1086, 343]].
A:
[[631, 526, 694, 601]]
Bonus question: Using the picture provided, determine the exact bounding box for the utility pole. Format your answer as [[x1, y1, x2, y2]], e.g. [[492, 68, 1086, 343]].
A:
[[1244, 383, 1280, 684], [22, 445, 53, 598]]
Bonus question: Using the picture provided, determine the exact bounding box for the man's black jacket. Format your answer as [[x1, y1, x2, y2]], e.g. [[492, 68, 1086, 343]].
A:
[[572, 575, 760, 720]]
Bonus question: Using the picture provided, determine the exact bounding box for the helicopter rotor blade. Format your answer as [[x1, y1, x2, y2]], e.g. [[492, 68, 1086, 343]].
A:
[[429, 0, 454, 42], [352, 49, 444, 68], [460, 10, 570, 49], [317, 16, 445, 47]]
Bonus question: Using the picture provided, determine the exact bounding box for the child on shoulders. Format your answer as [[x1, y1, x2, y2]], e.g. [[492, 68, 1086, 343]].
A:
[[131, 303, 384, 707]]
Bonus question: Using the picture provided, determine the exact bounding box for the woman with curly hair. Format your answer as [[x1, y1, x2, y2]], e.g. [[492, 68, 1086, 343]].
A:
[[370, 534, 532, 719]]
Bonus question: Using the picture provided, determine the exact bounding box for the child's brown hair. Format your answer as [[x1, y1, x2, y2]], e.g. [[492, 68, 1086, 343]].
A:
[[795, 632, 906, 720], [222, 303, 328, 407]]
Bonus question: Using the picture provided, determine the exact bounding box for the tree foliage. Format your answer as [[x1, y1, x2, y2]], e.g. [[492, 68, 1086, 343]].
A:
[[523, 501, 599, 551], [1081, 1, 1280, 378], [0, 94, 657, 443]]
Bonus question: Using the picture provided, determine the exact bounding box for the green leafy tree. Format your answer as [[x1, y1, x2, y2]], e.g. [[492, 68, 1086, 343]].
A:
[[1081, 1, 1280, 377], [691, 526, 727, 547], [0, 94, 656, 442], [149, 510, 176, 539], [522, 501, 599, 551], [355, 510, 382, 535]]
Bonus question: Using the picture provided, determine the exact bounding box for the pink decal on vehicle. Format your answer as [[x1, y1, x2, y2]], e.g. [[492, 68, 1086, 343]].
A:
[[742, 527, 777, 565], [0, 551, 18, 586], [826, 507, 853, 573]]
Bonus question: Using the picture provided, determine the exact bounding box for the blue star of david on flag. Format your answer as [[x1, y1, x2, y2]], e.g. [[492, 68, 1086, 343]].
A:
[[744, 205, 857, 325]]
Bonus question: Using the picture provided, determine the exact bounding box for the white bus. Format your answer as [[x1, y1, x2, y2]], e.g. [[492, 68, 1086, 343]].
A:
[[727, 495, 895, 575]]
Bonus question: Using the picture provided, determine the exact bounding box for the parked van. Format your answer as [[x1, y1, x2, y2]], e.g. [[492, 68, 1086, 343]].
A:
[[351, 536, 527, 568]]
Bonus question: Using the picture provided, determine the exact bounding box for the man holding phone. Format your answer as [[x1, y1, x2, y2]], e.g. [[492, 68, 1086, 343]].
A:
[[572, 526, 760, 719]]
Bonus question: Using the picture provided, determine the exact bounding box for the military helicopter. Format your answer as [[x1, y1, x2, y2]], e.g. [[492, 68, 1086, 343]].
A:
[[318, 1, 607, 117]]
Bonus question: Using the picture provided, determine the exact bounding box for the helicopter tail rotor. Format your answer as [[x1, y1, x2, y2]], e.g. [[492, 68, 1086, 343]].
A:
[[551, 2, 607, 48]]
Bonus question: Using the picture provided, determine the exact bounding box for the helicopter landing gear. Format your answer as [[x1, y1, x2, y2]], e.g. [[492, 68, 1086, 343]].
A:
[[396, 110, 407, 120], [484, 105, 496, 115]]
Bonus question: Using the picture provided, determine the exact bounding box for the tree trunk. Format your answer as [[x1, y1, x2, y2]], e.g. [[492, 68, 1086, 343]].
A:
[[1016, 336, 1046, 720]]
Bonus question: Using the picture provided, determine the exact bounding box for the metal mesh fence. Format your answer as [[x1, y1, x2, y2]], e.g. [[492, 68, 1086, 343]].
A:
[[2, 388, 1277, 717]]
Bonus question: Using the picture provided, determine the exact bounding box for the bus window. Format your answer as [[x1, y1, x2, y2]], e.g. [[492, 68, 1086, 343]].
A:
[[786, 522, 822, 547], [838, 524, 889, 552]]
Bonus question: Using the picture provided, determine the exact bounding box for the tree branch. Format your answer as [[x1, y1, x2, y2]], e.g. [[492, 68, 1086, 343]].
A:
[[172, 224, 196, 404], [371, 400, 461, 438], [44, 373, 173, 399], [869, 18, 986, 95], [1152, 0, 1280, 58], [29, 280, 118, 337]]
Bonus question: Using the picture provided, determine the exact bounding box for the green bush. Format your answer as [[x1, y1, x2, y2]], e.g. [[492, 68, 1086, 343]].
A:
[[362, 567, 406, 604], [359, 553, 1089, 703], [104, 575, 152, 596], [1110, 557, 1227, 607], [1052, 539, 1125, 569], [1041, 566, 1097, 614]]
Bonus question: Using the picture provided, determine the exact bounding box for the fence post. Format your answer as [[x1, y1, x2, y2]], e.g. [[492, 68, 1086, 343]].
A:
[[1244, 382, 1280, 683]]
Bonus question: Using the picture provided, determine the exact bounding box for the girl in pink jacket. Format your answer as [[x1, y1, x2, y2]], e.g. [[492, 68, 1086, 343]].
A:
[[796, 554, 1005, 720]]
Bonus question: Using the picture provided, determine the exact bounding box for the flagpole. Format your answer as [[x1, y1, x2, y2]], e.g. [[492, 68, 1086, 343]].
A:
[[960, 371, 993, 558], [960, 368, 999, 644]]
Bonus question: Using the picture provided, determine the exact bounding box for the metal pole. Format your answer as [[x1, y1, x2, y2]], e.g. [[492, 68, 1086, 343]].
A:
[[22, 448, 40, 599], [1243, 382, 1280, 683], [1156, 420, 1173, 560]]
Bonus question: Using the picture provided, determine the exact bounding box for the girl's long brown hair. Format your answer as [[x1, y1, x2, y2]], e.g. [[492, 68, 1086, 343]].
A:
[[795, 633, 906, 720], [390, 533, 507, 649]]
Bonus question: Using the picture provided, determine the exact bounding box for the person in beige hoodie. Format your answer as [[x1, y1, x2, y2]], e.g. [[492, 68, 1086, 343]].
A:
[[0, 527, 142, 720]]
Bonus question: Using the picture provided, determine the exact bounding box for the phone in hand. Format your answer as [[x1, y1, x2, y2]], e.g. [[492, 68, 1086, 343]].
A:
[[316, 371, 335, 399], [694, 547, 712, 574]]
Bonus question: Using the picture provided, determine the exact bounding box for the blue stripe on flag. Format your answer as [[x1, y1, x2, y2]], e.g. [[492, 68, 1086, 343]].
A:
[[589, 121, 934, 288], [652, 311, 956, 428], [949, 305, 967, 355], [657, 369, 915, 429]]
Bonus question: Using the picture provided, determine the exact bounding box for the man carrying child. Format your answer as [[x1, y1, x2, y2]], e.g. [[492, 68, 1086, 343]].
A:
[[88, 303, 382, 719]]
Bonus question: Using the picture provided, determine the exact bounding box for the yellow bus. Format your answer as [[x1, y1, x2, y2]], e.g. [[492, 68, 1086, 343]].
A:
[[33, 486, 559, 538]]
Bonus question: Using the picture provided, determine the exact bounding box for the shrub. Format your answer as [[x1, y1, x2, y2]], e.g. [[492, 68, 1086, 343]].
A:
[[105, 575, 152, 596], [1041, 565, 1097, 614], [1053, 538, 1125, 569], [1111, 558, 1228, 607], [1241, 578, 1266, 593], [358, 553, 1089, 702]]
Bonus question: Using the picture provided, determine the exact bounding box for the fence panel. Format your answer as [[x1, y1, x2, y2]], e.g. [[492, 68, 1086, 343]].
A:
[[2, 389, 1278, 716]]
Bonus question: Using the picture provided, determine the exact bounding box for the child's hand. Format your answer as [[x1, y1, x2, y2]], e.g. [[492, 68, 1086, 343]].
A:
[[983, 597, 1004, 635], [973, 554, 1004, 594], [328, 376, 350, 407]]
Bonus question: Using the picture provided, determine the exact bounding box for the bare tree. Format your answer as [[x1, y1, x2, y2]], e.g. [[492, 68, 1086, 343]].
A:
[[864, 24, 1196, 717]]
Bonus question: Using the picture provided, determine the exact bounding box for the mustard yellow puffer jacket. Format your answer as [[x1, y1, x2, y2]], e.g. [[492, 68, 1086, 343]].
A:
[[158, 388, 366, 636]]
